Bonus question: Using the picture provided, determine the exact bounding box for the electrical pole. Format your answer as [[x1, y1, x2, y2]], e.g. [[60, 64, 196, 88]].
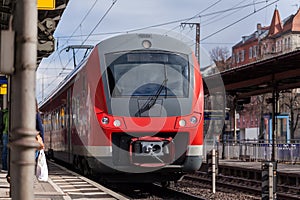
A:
[[181, 23, 200, 65], [10, 0, 38, 199]]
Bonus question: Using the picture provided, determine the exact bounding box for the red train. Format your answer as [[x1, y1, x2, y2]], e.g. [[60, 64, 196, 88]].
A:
[[40, 33, 204, 183]]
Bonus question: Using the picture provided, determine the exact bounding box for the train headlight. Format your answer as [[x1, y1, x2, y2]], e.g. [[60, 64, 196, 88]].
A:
[[142, 40, 152, 49], [113, 119, 121, 127], [175, 113, 201, 129], [190, 116, 198, 124], [101, 117, 109, 125], [179, 119, 186, 127]]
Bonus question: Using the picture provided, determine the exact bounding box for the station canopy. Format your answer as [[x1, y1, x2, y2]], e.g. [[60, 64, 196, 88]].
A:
[[203, 50, 300, 99]]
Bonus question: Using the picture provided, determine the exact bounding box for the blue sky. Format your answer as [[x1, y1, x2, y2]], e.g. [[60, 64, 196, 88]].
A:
[[36, 0, 299, 101]]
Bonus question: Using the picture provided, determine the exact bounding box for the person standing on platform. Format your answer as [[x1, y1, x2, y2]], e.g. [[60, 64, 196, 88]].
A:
[[36, 100, 44, 158], [1, 108, 8, 172]]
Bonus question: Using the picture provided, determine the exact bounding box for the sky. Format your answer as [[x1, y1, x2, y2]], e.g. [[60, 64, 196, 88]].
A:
[[36, 0, 300, 102]]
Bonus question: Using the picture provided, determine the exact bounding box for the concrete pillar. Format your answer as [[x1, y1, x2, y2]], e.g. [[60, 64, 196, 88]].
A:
[[10, 0, 38, 199]]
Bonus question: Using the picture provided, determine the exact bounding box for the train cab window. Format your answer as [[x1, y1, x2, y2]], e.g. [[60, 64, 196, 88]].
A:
[[105, 51, 189, 98]]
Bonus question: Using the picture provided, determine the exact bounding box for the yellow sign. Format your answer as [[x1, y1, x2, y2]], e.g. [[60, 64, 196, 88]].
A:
[[0, 84, 7, 95], [37, 0, 56, 10]]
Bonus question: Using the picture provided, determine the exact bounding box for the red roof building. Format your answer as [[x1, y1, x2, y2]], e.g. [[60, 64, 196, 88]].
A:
[[232, 8, 300, 68]]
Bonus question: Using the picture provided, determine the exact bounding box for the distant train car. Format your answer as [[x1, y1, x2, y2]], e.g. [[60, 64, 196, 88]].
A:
[[40, 33, 204, 183]]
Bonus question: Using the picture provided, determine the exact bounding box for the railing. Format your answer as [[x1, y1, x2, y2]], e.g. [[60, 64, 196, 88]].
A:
[[204, 139, 300, 163]]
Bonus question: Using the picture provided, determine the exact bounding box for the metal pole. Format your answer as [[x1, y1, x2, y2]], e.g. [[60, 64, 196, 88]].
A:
[[180, 22, 200, 64], [195, 23, 200, 65], [10, 0, 37, 199], [212, 149, 216, 194], [233, 98, 237, 143], [271, 85, 276, 162]]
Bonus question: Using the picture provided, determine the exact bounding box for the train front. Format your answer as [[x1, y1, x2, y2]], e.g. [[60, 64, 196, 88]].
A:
[[93, 33, 204, 181]]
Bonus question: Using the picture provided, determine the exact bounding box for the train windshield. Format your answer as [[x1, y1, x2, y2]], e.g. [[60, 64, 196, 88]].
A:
[[106, 51, 189, 97]]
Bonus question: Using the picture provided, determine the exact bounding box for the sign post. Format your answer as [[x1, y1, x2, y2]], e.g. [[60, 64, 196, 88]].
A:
[[37, 0, 55, 10], [262, 161, 277, 200]]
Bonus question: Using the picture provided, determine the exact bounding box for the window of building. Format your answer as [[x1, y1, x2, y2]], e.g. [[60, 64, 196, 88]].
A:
[[284, 38, 288, 50], [253, 45, 257, 57], [232, 53, 235, 64], [288, 37, 291, 49], [236, 52, 240, 63], [263, 44, 267, 54], [241, 50, 245, 62], [249, 47, 253, 59], [272, 44, 275, 53]]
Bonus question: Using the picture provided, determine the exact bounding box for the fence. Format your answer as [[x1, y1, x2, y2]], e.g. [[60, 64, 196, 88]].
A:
[[204, 139, 300, 163]]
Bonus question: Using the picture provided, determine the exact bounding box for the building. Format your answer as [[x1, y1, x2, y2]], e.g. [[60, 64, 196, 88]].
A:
[[229, 8, 300, 140], [231, 23, 268, 68], [232, 8, 300, 68]]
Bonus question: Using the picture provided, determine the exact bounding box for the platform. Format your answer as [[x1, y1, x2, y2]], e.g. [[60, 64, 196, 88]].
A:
[[0, 161, 129, 200], [0, 169, 65, 200]]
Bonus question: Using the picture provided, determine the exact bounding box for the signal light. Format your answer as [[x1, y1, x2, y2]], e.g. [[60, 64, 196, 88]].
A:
[[175, 112, 201, 129], [113, 119, 121, 127], [179, 119, 186, 127], [98, 113, 126, 129], [101, 117, 109, 125], [190, 116, 198, 124]]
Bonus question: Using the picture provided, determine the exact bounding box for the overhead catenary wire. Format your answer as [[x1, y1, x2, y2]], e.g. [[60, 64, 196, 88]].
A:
[[201, 0, 279, 41], [55, 0, 270, 40], [39, 0, 99, 75], [166, 0, 223, 34], [37, 0, 119, 101], [37, 0, 279, 101], [81, 0, 117, 45], [60, 0, 99, 48], [55, 0, 118, 73], [201, 0, 251, 26]]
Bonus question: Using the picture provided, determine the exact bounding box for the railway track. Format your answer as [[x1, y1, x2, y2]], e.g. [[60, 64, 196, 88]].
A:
[[52, 158, 207, 200], [183, 171, 300, 200], [103, 182, 206, 200]]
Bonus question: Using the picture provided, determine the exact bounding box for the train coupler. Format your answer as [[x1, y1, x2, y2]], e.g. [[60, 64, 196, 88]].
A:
[[129, 136, 175, 167]]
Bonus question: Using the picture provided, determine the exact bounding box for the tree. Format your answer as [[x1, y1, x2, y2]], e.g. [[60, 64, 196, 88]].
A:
[[209, 46, 231, 72]]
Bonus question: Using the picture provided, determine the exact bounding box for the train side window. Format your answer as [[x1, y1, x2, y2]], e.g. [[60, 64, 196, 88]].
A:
[[60, 106, 65, 128], [71, 95, 80, 126], [56, 110, 59, 130], [42, 113, 46, 131], [71, 97, 76, 125], [76, 96, 80, 125], [47, 113, 51, 131], [51, 112, 55, 131]]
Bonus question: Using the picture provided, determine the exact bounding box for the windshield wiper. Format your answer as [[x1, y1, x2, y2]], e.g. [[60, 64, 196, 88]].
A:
[[135, 79, 168, 117]]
